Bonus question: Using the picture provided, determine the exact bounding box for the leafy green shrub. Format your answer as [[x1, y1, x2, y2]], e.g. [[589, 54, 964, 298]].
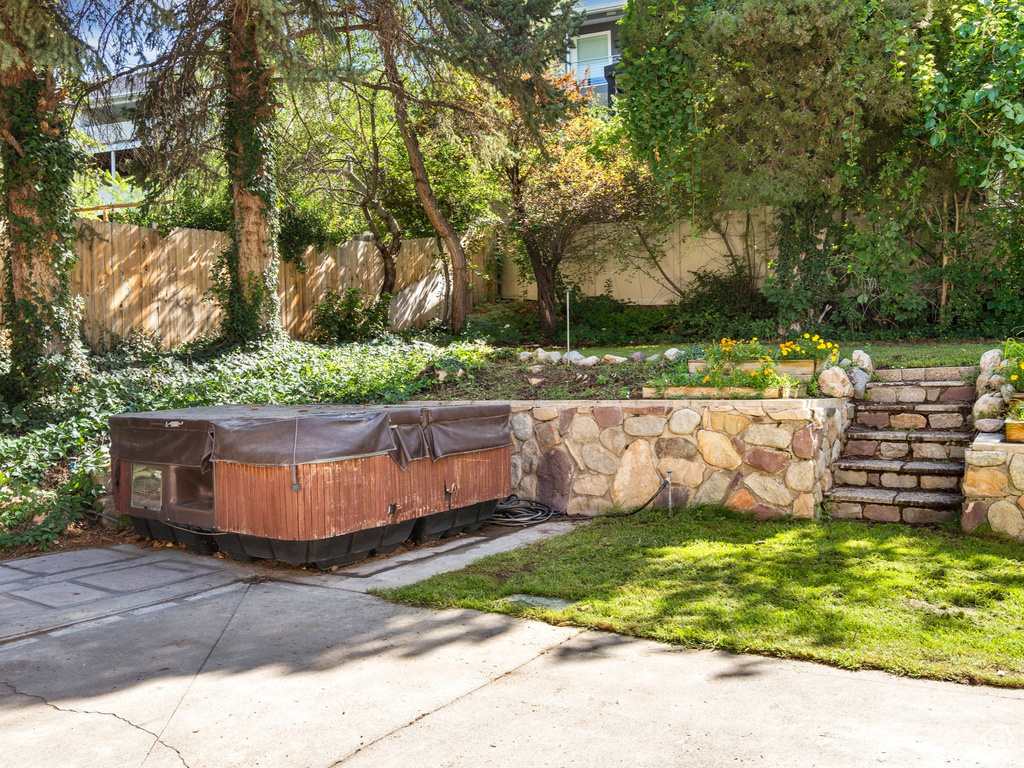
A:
[[311, 288, 393, 344], [465, 302, 540, 344], [563, 290, 676, 345], [673, 266, 777, 342]]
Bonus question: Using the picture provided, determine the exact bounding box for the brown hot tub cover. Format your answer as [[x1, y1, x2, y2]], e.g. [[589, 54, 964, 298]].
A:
[[109, 403, 511, 471]]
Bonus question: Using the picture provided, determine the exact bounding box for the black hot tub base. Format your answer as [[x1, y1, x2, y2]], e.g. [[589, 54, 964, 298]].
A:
[[128, 500, 498, 569]]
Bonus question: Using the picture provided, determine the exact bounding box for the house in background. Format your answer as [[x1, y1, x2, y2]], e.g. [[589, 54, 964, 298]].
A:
[[75, 83, 139, 178], [566, 0, 624, 103]]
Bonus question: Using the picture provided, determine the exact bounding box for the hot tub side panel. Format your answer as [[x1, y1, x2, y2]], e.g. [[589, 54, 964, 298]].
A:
[[214, 445, 512, 540]]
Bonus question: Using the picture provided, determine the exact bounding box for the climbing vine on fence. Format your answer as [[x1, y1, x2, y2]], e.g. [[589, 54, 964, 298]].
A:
[[0, 68, 88, 402]]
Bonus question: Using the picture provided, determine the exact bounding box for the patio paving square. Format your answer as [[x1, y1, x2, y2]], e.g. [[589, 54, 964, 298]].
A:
[[73, 563, 215, 593], [6, 549, 137, 575], [8, 582, 113, 609], [0, 567, 31, 585], [0, 594, 46, 618]]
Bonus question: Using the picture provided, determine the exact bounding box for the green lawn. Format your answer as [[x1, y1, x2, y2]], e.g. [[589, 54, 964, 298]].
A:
[[380, 507, 1024, 687], [579, 340, 998, 369]]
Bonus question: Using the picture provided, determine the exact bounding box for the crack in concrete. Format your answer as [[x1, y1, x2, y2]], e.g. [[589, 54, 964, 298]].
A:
[[325, 628, 585, 767], [141, 581, 251, 768], [0, 680, 190, 768]]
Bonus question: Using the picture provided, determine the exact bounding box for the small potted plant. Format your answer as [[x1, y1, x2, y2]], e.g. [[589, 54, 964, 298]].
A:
[[1006, 400, 1024, 443]]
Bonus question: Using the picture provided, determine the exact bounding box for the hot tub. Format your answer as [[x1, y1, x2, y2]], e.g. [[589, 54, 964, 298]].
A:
[[109, 403, 512, 568]]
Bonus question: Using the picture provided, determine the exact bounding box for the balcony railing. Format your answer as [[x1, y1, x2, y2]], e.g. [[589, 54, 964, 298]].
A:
[[565, 53, 621, 84]]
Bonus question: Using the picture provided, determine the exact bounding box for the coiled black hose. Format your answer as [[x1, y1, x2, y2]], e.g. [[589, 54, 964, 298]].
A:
[[490, 476, 672, 526]]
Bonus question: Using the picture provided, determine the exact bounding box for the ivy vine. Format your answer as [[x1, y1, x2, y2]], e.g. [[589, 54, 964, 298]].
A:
[[211, 18, 283, 343], [0, 69, 88, 402]]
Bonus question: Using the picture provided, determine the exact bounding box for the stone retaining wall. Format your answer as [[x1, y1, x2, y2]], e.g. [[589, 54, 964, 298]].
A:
[[962, 433, 1024, 541], [505, 399, 852, 519]]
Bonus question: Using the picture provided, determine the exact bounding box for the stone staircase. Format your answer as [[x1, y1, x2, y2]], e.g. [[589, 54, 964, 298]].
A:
[[825, 366, 977, 524]]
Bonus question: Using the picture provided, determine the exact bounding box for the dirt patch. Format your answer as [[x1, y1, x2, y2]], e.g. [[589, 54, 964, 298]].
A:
[[415, 357, 656, 401], [0, 514, 138, 563]]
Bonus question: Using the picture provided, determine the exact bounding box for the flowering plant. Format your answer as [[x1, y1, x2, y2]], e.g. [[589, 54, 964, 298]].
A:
[[778, 333, 841, 366], [701, 335, 840, 367], [1006, 358, 1023, 392]]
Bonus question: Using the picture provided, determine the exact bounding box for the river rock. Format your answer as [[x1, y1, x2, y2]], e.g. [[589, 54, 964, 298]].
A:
[[744, 474, 794, 507], [973, 393, 1005, 421], [975, 418, 1005, 433], [663, 348, 681, 362], [1009, 455, 1024, 491], [668, 408, 701, 435], [852, 350, 873, 373], [602, 354, 628, 364], [980, 349, 1003, 373], [611, 440, 661, 508], [697, 430, 742, 470], [818, 366, 854, 398], [629, 351, 647, 362], [536, 448, 574, 512], [988, 499, 1024, 538], [848, 367, 870, 399], [511, 411, 534, 441], [582, 442, 619, 474]]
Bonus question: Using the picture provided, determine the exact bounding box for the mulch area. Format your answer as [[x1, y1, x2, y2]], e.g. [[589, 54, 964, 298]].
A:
[[416, 357, 655, 401]]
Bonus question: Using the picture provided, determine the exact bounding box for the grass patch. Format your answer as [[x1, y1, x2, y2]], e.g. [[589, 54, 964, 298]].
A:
[[380, 506, 1024, 687], [578, 341, 996, 369], [834, 340, 996, 369]]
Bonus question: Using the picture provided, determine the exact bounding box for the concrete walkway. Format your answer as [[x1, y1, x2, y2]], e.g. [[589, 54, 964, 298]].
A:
[[1, 524, 1022, 767]]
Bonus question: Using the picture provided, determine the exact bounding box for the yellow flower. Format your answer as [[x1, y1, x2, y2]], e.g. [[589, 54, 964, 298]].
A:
[[803, 333, 810, 339], [703, 376, 710, 383], [1013, 375, 1020, 381]]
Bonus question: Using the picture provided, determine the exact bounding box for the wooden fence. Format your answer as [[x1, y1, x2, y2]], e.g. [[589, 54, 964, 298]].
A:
[[46, 219, 493, 349]]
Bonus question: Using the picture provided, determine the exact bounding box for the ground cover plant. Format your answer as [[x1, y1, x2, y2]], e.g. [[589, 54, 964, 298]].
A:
[[0, 338, 489, 550], [382, 506, 1024, 688]]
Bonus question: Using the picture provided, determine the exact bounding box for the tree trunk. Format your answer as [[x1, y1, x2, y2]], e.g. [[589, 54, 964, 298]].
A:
[[532, 254, 560, 339], [506, 165, 559, 337], [0, 59, 86, 399], [374, 237, 398, 296], [221, 1, 281, 341], [377, 36, 469, 332]]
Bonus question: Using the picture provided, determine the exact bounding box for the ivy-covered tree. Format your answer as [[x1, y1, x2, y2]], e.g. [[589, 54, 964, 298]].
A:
[[133, 0, 337, 342], [0, 0, 162, 400]]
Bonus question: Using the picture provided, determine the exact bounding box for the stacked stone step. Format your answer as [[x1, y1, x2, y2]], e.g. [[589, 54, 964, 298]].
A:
[[826, 366, 977, 524]]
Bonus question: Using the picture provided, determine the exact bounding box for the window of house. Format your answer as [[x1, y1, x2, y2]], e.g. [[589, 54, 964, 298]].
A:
[[569, 32, 612, 84]]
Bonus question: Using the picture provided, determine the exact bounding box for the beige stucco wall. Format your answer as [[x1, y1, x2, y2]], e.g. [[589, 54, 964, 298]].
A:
[[500, 210, 774, 305]]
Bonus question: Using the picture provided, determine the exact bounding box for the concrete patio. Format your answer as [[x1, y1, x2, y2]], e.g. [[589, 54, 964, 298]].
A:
[[1, 524, 1022, 767]]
